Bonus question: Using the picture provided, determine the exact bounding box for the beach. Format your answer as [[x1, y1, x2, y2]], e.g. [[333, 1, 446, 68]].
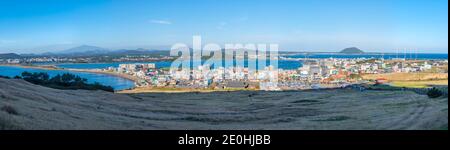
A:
[[65, 68, 141, 83]]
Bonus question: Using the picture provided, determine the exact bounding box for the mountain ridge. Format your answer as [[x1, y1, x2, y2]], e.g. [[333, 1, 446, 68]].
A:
[[0, 53, 21, 59], [57, 45, 110, 54]]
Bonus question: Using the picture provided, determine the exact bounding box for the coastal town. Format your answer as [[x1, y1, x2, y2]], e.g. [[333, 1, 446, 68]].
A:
[[6, 58, 445, 91], [1, 52, 448, 91], [121, 58, 446, 90]]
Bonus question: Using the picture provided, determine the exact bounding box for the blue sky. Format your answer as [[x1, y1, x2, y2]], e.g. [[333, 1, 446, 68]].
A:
[[0, 0, 448, 53]]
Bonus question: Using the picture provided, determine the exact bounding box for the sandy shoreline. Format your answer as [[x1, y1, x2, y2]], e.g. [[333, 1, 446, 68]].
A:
[[0, 64, 60, 70], [65, 68, 141, 83]]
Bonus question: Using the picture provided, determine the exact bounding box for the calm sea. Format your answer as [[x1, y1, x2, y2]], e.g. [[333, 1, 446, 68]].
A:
[[287, 53, 448, 60], [55, 53, 447, 70], [56, 60, 302, 70], [0, 66, 135, 91]]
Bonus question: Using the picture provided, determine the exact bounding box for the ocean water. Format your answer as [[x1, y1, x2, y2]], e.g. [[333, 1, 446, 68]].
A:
[[54, 53, 447, 71], [56, 60, 302, 70], [57, 62, 173, 70], [286, 53, 448, 60], [0, 66, 135, 91]]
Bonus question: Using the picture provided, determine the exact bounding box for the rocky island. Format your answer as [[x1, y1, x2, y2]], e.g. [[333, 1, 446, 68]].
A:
[[340, 47, 365, 54]]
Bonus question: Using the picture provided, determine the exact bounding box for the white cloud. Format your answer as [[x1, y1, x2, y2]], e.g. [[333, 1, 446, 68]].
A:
[[216, 16, 248, 30], [238, 16, 248, 22], [216, 22, 227, 30], [149, 20, 172, 25], [0, 40, 16, 45]]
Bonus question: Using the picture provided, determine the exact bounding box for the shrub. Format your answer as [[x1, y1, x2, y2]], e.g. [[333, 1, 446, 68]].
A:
[[1, 105, 18, 115], [0, 75, 10, 79], [427, 87, 443, 98], [19, 72, 114, 92]]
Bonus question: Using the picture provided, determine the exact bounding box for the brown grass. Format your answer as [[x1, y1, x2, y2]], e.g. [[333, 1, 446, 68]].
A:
[[362, 73, 448, 81], [1, 77, 448, 130], [391, 80, 448, 88], [0, 117, 20, 130], [117, 86, 254, 94], [1, 105, 19, 115]]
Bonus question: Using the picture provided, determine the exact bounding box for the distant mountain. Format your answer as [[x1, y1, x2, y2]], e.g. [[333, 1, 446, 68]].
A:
[[39, 52, 57, 56], [18, 53, 38, 57], [0, 53, 21, 59], [31, 44, 79, 53], [57, 45, 110, 55], [113, 48, 150, 54], [340, 47, 364, 54], [110, 48, 171, 56]]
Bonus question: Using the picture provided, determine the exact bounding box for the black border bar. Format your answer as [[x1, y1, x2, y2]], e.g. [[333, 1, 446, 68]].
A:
[[0, 130, 447, 148]]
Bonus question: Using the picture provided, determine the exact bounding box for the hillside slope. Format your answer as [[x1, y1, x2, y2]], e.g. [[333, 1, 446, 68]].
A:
[[0, 78, 447, 130]]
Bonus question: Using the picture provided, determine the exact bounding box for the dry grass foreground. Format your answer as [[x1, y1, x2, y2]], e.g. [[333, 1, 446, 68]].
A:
[[362, 72, 448, 81], [362, 73, 448, 88], [0, 78, 448, 130]]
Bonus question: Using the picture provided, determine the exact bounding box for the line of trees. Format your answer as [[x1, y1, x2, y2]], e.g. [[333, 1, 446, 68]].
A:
[[0, 75, 10, 79], [11, 72, 114, 92]]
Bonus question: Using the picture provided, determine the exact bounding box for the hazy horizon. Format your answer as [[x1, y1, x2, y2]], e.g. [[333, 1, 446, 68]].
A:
[[0, 0, 448, 53], [1, 44, 448, 55]]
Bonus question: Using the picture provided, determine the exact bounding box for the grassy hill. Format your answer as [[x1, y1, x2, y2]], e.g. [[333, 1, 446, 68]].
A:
[[1, 78, 447, 130]]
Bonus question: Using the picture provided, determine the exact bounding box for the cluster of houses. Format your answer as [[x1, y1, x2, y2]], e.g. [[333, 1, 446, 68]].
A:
[[107, 58, 447, 90], [0, 57, 92, 64], [109, 63, 279, 90], [111, 55, 173, 62], [0, 58, 21, 64], [295, 58, 447, 83]]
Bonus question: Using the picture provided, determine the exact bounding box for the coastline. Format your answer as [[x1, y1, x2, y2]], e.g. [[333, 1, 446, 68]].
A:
[[1, 64, 264, 93], [65, 68, 141, 83], [0, 64, 244, 93], [0, 63, 139, 88], [0, 64, 61, 70], [2, 63, 448, 93]]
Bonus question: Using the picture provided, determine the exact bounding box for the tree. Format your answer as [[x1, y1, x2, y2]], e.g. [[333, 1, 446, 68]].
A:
[[37, 72, 49, 81], [427, 88, 443, 98], [0, 75, 10, 79], [18, 71, 115, 92], [61, 73, 75, 83], [21, 71, 49, 84], [49, 74, 62, 83], [21, 71, 32, 78]]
